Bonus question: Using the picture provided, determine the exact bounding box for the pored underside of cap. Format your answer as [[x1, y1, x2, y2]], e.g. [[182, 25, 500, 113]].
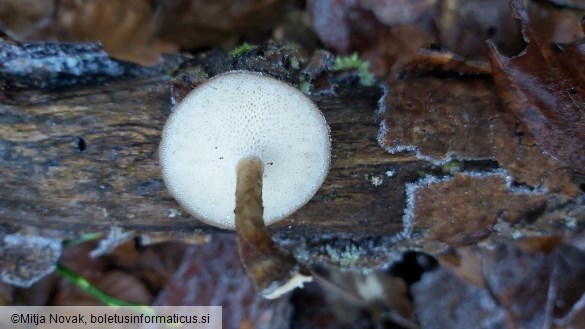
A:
[[160, 71, 331, 229]]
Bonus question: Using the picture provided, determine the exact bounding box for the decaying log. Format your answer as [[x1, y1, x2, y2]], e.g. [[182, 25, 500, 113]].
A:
[[1, 42, 582, 244], [1, 72, 418, 236]]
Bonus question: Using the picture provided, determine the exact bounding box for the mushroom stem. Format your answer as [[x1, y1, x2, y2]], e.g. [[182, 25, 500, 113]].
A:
[[235, 156, 266, 241], [235, 156, 312, 299]]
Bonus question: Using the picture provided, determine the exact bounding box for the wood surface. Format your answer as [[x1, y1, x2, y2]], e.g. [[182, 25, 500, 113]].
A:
[[1, 75, 428, 236]]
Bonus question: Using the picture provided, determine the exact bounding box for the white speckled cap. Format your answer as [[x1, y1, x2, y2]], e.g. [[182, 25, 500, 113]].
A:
[[159, 71, 331, 229]]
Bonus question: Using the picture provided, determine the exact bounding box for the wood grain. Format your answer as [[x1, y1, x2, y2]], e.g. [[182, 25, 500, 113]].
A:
[[0, 75, 431, 236]]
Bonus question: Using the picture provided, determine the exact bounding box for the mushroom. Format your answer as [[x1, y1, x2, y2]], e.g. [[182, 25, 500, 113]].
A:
[[159, 71, 331, 298]]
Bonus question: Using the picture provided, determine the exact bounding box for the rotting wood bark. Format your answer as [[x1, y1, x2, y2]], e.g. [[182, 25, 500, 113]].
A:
[[1, 42, 581, 243], [1, 74, 427, 236]]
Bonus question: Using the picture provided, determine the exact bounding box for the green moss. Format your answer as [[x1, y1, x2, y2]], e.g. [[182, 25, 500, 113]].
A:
[[229, 42, 257, 58], [277, 41, 302, 69], [442, 160, 464, 175], [326, 244, 362, 267], [299, 78, 311, 95], [289, 56, 300, 70], [332, 53, 375, 86]]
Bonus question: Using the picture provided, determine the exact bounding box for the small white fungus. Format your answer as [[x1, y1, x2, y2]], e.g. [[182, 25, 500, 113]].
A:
[[160, 71, 331, 229]]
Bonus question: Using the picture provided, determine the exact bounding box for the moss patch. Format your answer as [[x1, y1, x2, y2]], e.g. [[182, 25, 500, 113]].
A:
[[333, 53, 375, 86], [229, 43, 258, 58]]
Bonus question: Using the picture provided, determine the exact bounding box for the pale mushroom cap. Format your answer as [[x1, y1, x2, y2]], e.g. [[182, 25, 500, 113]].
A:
[[160, 71, 331, 229]]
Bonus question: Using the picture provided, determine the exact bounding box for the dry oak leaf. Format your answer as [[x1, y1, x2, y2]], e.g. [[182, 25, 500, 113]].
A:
[[488, 0, 585, 173]]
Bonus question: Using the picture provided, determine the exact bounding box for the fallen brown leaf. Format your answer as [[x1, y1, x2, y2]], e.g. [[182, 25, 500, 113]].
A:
[[0, 0, 296, 66], [154, 235, 291, 329], [481, 242, 552, 328], [488, 0, 585, 173], [93, 271, 152, 305], [413, 267, 506, 328], [415, 233, 585, 329], [527, 0, 585, 44], [436, 0, 523, 59], [307, 0, 434, 76], [398, 47, 492, 78], [516, 235, 563, 253], [439, 247, 486, 287], [311, 267, 413, 324]]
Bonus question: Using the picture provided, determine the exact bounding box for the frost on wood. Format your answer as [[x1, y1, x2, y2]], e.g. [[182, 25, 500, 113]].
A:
[[378, 78, 496, 164], [0, 43, 123, 76], [0, 39, 182, 90], [378, 75, 580, 195], [402, 171, 548, 246], [0, 233, 62, 287]]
